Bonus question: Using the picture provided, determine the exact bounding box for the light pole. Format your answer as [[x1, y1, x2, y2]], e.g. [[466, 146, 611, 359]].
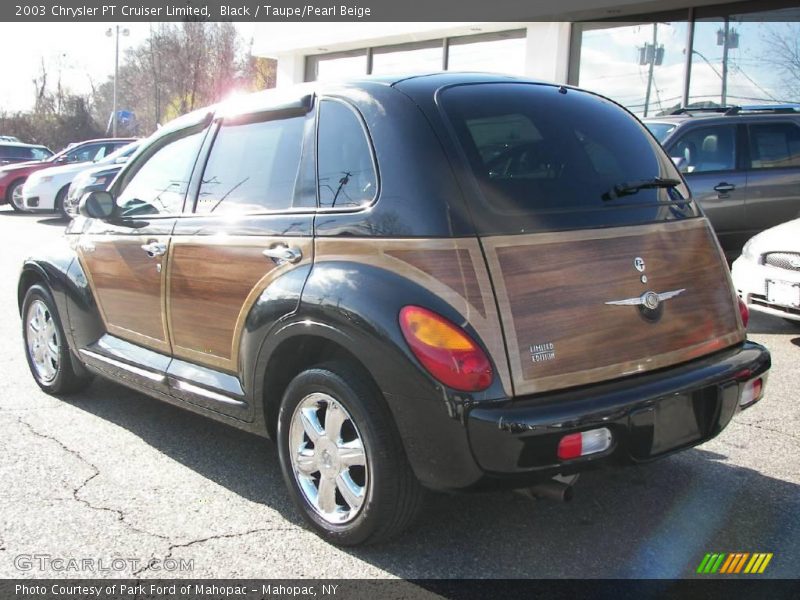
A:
[[106, 25, 129, 137]]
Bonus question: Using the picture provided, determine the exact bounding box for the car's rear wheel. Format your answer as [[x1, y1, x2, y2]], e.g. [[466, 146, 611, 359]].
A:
[[7, 179, 26, 212], [277, 361, 423, 546], [22, 284, 92, 394]]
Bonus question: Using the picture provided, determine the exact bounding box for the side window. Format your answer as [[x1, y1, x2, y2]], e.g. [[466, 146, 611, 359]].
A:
[[671, 125, 736, 173], [748, 122, 800, 170], [92, 146, 109, 161], [196, 114, 306, 214], [115, 127, 206, 217], [317, 100, 377, 208], [67, 144, 102, 163]]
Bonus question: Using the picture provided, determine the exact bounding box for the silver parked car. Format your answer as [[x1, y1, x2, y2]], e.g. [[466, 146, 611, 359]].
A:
[[644, 105, 800, 259]]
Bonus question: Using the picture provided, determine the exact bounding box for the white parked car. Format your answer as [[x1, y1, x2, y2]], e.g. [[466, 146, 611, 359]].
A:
[[732, 218, 800, 325], [21, 140, 136, 217]]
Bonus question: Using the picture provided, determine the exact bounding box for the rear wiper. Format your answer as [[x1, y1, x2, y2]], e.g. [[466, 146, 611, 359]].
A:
[[602, 177, 681, 201]]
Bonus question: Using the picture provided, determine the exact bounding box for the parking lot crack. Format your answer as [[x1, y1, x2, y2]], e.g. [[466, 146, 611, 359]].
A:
[[738, 420, 800, 444], [133, 526, 295, 576], [17, 418, 170, 542]]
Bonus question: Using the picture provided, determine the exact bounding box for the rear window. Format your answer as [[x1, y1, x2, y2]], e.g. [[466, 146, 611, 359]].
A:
[[645, 122, 677, 143], [441, 83, 695, 233], [0, 145, 49, 160]]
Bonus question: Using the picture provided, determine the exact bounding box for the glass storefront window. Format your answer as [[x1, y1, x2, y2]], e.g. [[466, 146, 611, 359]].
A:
[[574, 21, 689, 117], [448, 30, 526, 75], [688, 9, 800, 108], [371, 41, 442, 76], [571, 3, 800, 116]]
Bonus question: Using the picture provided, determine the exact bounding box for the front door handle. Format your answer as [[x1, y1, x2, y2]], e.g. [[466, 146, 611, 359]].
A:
[[141, 241, 167, 258], [262, 245, 302, 264], [714, 182, 736, 194]]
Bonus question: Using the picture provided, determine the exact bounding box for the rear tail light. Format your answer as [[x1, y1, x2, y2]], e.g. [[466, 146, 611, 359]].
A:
[[738, 297, 750, 328], [557, 428, 613, 460], [740, 377, 764, 408], [399, 306, 493, 391]]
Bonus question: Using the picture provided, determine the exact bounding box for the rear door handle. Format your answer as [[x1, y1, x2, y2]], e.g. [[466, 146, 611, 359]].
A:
[[713, 182, 736, 193], [141, 241, 167, 258], [262, 246, 302, 264]]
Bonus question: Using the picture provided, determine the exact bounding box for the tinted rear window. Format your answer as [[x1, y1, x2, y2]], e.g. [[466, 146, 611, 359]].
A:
[[645, 122, 677, 143], [441, 83, 695, 233]]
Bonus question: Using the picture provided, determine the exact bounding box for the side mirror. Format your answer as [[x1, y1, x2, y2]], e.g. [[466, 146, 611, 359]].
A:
[[56, 156, 68, 163], [671, 156, 688, 172], [79, 190, 115, 220]]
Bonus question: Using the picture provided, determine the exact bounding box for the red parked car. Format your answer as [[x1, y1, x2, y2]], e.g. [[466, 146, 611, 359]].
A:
[[0, 138, 135, 212]]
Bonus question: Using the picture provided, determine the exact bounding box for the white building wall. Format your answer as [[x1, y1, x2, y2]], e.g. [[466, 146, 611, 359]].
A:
[[256, 22, 573, 87], [523, 22, 572, 84]]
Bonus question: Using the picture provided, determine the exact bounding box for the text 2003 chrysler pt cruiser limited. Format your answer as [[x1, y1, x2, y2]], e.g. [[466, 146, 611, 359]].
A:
[[18, 74, 770, 545]]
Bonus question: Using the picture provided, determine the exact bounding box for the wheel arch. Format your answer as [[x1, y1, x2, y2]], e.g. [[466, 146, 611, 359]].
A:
[[257, 328, 379, 439]]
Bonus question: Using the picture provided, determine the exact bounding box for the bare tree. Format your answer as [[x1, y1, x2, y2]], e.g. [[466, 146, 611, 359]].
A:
[[763, 23, 800, 100]]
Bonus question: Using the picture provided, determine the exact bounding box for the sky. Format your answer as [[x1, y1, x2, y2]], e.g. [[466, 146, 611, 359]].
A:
[[0, 22, 257, 113]]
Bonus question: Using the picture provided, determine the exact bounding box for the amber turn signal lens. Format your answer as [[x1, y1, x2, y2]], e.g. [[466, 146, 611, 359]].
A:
[[399, 306, 493, 392]]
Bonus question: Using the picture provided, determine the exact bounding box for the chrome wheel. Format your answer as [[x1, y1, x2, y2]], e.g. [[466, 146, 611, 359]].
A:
[[26, 299, 60, 383], [288, 392, 369, 524], [11, 182, 25, 211]]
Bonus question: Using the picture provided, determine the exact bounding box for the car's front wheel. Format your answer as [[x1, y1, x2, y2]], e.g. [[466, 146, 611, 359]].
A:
[[22, 284, 92, 394], [7, 179, 26, 212], [277, 361, 423, 545]]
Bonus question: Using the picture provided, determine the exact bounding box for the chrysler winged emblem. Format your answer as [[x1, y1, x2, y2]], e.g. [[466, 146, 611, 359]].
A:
[[605, 289, 685, 310]]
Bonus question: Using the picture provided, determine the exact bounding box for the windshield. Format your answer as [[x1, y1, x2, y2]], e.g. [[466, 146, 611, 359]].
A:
[[441, 83, 695, 234], [645, 122, 678, 143]]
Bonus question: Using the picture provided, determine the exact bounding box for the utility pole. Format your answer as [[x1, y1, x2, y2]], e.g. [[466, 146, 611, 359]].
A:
[[113, 25, 119, 137], [643, 23, 658, 117], [106, 25, 129, 137], [721, 18, 729, 106]]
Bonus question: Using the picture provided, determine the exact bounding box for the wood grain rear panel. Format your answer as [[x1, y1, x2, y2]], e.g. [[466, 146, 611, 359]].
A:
[[167, 237, 312, 372], [77, 236, 170, 352], [483, 219, 745, 395]]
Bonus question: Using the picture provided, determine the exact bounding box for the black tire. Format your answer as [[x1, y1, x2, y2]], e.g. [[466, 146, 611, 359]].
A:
[[6, 179, 26, 212], [21, 284, 92, 395], [277, 360, 423, 546], [55, 186, 70, 219]]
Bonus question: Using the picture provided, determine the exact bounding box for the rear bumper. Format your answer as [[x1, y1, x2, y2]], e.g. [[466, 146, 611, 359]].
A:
[[467, 341, 770, 486], [732, 256, 800, 322]]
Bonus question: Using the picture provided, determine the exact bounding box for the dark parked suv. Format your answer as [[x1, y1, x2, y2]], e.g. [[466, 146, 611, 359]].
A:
[[18, 74, 770, 545], [644, 105, 800, 259]]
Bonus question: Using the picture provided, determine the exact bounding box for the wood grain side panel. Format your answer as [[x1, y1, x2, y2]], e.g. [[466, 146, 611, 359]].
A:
[[169, 245, 269, 359], [78, 237, 169, 351], [385, 248, 486, 318], [484, 219, 745, 395], [167, 236, 313, 372], [315, 238, 512, 396]]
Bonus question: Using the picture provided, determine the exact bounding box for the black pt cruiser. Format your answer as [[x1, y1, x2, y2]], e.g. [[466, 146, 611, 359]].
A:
[[18, 73, 770, 545]]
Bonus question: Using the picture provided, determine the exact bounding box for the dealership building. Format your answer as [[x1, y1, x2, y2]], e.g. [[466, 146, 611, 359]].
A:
[[253, 0, 799, 117]]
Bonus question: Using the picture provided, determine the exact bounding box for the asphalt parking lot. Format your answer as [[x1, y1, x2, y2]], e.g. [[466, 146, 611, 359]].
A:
[[0, 206, 798, 580]]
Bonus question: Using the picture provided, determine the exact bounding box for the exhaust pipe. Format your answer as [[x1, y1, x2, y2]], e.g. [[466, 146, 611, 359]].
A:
[[517, 475, 578, 503]]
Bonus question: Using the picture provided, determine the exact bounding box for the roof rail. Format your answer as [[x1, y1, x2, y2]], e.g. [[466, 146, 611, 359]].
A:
[[727, 104, 800, 115], [671, 104, 800, 116], [670, 106, 738, 115]]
